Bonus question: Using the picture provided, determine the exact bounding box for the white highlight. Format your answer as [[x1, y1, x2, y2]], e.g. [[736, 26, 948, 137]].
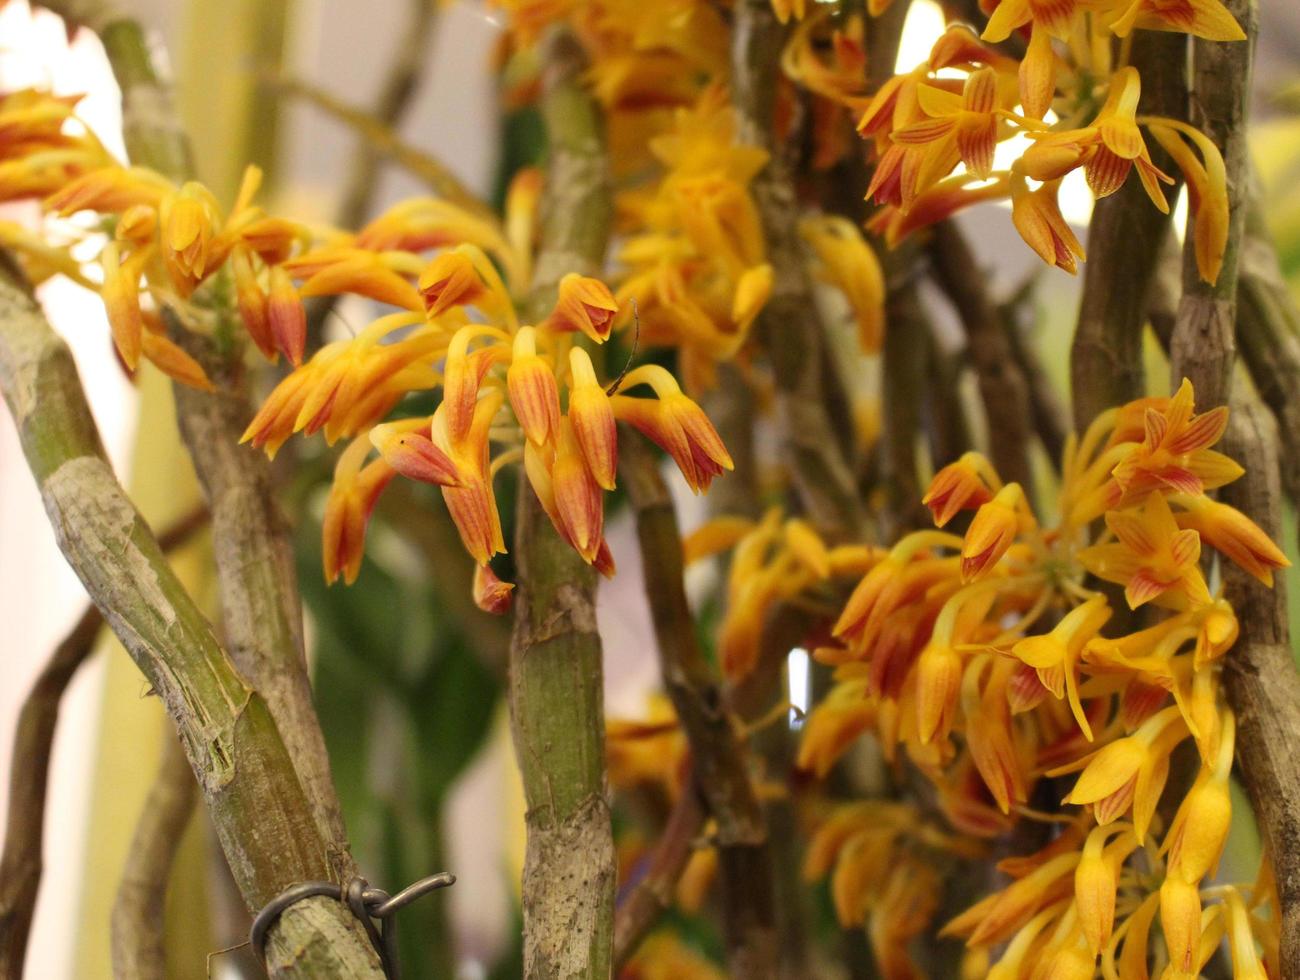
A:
[[788, 647, 811, 728]]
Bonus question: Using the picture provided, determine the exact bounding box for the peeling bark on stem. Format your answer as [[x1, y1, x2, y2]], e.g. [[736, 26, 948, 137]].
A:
[[620, 430, 778, 977], [1219, 395, 1300, 976], [507, 28, 615, 980], [0, 262, 381, 978]]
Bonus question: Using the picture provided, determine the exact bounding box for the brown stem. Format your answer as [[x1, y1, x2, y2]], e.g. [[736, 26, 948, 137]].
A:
[[0, 605, 100, 980], [880, 272, 931, 536], [110, 732, 197, 980], [507, 27, 615, 980], [1218, 391, 1300, 975], [927, 220, 1033, 490], [0, 506, 205, 980], [731, 0, 867, 541], [1236, 187, 1300, 526], [1168, 4, 1257, 404], [1000, 279, 1069, 468], [612, 783, 706, 968], [1072, 30, 1186, 428], [621, 430, 778, 976]]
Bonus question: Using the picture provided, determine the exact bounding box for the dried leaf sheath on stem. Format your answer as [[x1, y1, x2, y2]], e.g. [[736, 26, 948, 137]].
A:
[[620, 429, 778, 976], [506, 27, 616, 980]]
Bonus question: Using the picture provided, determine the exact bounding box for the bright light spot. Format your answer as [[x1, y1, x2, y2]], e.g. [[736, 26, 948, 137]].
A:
[[1170, 185, 1189, 245], [788, 647, 810, 729], [894, 0, 946, 74]]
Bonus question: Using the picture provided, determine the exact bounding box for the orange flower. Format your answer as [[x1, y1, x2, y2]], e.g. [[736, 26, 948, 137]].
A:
[[961, 483, 1029, 580], [1020, 67, 1173, 211], [545, 273, 619, 343], [611, 365, 733, 494], [507, 326, 561, 446], [267, 264, 307, 366], [1108, 0, 1246, 40], [1078, 492, 1211, 610], [1174, 493, 1290, 586], [1011, 176, 1085, 275], [1111, 378, 1240, 498], [922, 452, 999, 527], [322, 437, 397, 585], [369, 418, 463, 487], [472, 563, 514, 615], [418, 248, 489, 317], [567, 347, 618, 490], [891, 67, 1004, 182], [99, 241, 145, 370]]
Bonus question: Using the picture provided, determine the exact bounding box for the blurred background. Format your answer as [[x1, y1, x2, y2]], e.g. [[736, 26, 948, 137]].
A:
[[1, 0, 1299, 977]]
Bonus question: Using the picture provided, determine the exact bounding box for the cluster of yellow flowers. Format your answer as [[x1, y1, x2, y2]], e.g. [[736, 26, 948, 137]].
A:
[[495, 0, 889, 387], [839, 5, 1239, 281], [737, 380, 1286, 976], [0, 88, 735, 604]]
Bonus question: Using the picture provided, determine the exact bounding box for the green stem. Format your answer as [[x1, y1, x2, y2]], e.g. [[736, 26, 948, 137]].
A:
[[101, 15, 357, 882], [0, 260, 381, 978], [507, 27, 615, 980]]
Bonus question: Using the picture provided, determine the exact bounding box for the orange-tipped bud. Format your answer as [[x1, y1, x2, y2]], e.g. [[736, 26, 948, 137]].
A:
[[1176, 495, 1290, 586], [545, 273, 618, 343], [419, 249, 489, 317], [443, 477, 506, 566], [961, 483, 1025, 580], [443, 327, 504, 448], [567, 347, 618, 490], [1074, 826, 1135, 954], [267, 264, 306, 366], [1012, 176, 1085, 275], [140, 331, 214, 391], [611, 372, 733, 494], [230, 247, 277, 360], [552, 417, 604, 563], [923, 453, 996, 527], [370, 420, 464, 487], [237, 216, 300, 265], [1159, 875, 1202, 975], [322, 438, 397, 585], [100, 241, 143, 370], [507, 327, 560, 445], [473, 563, 514, 615], [916, 643, 962, 745], [297, 251, 423, 311], [593, 537, 616, 578]]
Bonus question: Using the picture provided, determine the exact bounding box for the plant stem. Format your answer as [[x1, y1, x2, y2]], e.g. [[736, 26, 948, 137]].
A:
[[928, 220, 1033, 490], [0, 508, 204, 980], [1168, 6, 1257, 404], [111, 732, 197, 980], [0, 261, 381, 978], [612, 782, 705, 968], [1235, 186, 1300, 532], [507, 27, 615, 980], [1072, 30, 1186, 427], [101, 15, 357, 880], [1219, 391, 1300, 975], [620, 430, 778, 976], [731, 0, 867, 541]]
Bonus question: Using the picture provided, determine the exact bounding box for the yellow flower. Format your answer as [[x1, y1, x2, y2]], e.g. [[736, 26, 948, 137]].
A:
[[961, 482, 1030, 581], [1108, 0, 1246, 40], [923, 452, 999, 527], [798, 215, 886, 353], [1078, 492, 1211, 610], [1174, 493, 1290, 586]]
